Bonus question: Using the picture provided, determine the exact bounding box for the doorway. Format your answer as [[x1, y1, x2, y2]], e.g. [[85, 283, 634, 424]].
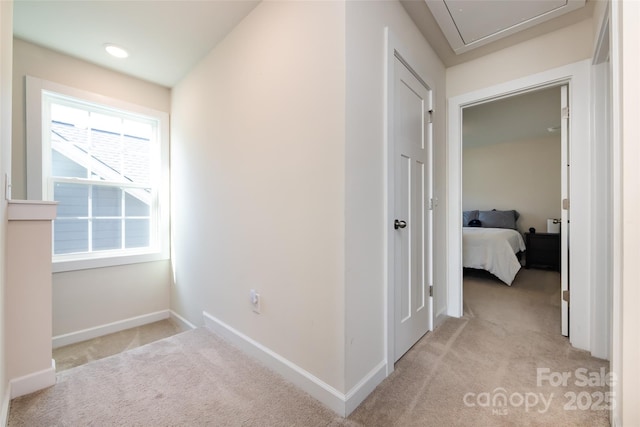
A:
[[446, 60, 594, 352], [460, 85, 566, 333]]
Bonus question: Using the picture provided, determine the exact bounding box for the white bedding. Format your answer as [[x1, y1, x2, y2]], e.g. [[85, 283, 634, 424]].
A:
[[463, 227, 526, 285]]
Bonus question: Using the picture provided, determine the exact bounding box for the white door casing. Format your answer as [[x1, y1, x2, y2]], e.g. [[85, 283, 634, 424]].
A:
[[446, 60, 594, 352], [392, 55, 433, 362], [560, 84, 570, 336]]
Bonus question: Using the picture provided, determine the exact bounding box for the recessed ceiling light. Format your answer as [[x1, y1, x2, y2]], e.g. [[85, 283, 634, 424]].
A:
[[104, 43, 129, 59]]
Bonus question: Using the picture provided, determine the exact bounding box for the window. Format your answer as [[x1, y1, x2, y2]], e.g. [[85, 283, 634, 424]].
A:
[[26, 77, 169, 272]]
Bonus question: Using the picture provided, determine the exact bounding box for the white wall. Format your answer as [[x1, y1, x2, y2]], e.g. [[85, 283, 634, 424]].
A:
[[344, 0, 446, 390], [612, 1, 640, 424], [12, 39, 172, 337], [0, 0, 12, 420], [463, 137, 561, 233], [171, 1, 346, 392]]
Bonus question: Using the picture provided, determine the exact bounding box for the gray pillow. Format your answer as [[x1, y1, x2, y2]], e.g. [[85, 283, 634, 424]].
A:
[[462, 210, 479, 226], [478, 210, 519, 229]]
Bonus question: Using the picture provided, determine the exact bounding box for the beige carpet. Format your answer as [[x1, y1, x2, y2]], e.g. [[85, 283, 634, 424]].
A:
[[10, 269, 610, 426], [53, 319, 185, 372], [349, 268, 610, 426]]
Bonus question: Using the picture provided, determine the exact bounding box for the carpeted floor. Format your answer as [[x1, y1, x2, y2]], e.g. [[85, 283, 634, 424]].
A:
[[9, 268, 610, 426], [53, 319, 186, 372]]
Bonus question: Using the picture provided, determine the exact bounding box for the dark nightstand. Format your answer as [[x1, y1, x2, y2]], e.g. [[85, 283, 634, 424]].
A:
[[525, 232, 560, 271]]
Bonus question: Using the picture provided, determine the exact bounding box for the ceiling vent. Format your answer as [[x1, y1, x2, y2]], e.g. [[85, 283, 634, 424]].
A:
[[426, 0, 586, 54]]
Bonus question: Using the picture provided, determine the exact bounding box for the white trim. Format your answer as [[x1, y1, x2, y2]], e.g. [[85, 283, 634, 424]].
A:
[[610, 1, 622, 424], [446, 60, 593, 351], [202, 311, 344, 416], [52, 310, 170, 349], [344, 361, 386, 416], [590, 60, 611, 360], [202, 311, 384, 417], [169, 310, 197, 331], [1, 384, 10, 427], [383, 26, 395, 376], [9, 359, 56, 399], [434, 309, 448, 329], [25, 76, 171, 272]]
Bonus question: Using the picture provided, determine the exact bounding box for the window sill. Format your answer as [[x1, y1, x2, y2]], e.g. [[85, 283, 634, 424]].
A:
[[52, 250, 169, 273]]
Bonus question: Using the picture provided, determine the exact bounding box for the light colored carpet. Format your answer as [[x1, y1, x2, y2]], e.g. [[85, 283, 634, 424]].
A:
[[10, 269, 610, 426], [53, 319, 185, 372], [348, 268, 610, 426]]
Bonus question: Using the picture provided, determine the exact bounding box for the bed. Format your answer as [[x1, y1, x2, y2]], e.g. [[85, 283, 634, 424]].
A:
[[463, 210, 526, 285]]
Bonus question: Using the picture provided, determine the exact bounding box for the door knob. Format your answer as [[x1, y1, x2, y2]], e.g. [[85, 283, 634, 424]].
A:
[[394, 219, 407, 230]]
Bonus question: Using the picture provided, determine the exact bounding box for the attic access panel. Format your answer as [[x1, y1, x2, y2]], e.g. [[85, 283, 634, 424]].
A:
[[426, 0, 586, 54]]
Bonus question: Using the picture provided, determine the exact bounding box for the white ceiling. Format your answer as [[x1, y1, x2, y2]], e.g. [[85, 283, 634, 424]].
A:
[[426, 0, 585, 55], [401, 0, 594, 67], [12, 1, 595, 87], [463, 86, 561, 149], [13, 0, 260, 88]]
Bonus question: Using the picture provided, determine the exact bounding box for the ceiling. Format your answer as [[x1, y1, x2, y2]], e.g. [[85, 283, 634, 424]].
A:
[[425, 0, 585, 55], [13, 0, 260, 88], [462, 86, 561, 149], [400, 0, 594, 67], [12, 1, 594, 86], [12, 1, 580, 172]]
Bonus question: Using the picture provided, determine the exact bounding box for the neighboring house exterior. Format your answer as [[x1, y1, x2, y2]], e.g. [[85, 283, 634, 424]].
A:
[[50, 121, 152, 254]]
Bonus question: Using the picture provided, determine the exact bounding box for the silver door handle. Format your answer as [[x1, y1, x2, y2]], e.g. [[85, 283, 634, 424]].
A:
[[394, 219, 407, 230]]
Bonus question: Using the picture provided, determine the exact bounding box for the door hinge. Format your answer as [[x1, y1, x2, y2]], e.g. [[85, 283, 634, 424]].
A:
[[562, 290, 570, 303], [562, 198, 570, 210], [429, 286, 433, 297], [428, 198, 436, 210], [427, 109, 433, 124], [562, 107, 570, 119]]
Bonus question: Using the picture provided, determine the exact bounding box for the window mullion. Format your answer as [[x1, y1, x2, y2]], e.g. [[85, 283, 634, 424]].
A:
[[88, 183, 93, 253]]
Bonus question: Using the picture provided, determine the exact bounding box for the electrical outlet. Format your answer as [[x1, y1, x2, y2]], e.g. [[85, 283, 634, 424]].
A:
[[250, 289, 261, 314]]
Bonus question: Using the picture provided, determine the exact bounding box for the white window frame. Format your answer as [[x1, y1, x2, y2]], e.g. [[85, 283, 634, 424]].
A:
[[26, 76, 170, 272]]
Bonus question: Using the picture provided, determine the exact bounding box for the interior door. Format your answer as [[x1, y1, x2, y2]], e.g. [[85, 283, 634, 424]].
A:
[[560, 84, 570, 336], [393, 55, 433, 362]]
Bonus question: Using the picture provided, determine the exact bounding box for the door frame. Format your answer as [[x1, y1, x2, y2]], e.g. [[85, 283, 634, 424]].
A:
[[446, 60, 594, 351], [384, 28, 435, 374]]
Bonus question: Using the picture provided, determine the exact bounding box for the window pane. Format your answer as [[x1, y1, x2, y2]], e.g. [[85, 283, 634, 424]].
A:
[[123, 135, 150, 185], [51, 103, 89, 129], [54, 182, 88, 217], [90, 128, 122, 181], [125, 191, 150, 216], [93, 219, 122, 251], [52, 150, 87, 178], [53, 219, 88, 254], [90, 112, 121, 134], [126, 219, 150, 248], [50, 104, 90, 155], [123, 119, 152, 140], [92, 186, 122, 217]]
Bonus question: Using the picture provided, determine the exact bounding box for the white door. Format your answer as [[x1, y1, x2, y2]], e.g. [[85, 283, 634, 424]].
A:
[[560, 85, 570, 336], [393, 56, 433, 361]]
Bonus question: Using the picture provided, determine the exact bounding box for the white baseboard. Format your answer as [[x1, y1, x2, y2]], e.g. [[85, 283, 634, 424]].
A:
[[202, 311, 386, 417], [52, 310, 171, 349], [345, 361, 387, 415], [434, 309, 449, 329], [169, 310, 197, 331], [1, 383, 10, 427], [9, 359, 56, 399]]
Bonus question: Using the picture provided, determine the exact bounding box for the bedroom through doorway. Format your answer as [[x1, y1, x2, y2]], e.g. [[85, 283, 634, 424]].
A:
[[460, 85, 565, 333]]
